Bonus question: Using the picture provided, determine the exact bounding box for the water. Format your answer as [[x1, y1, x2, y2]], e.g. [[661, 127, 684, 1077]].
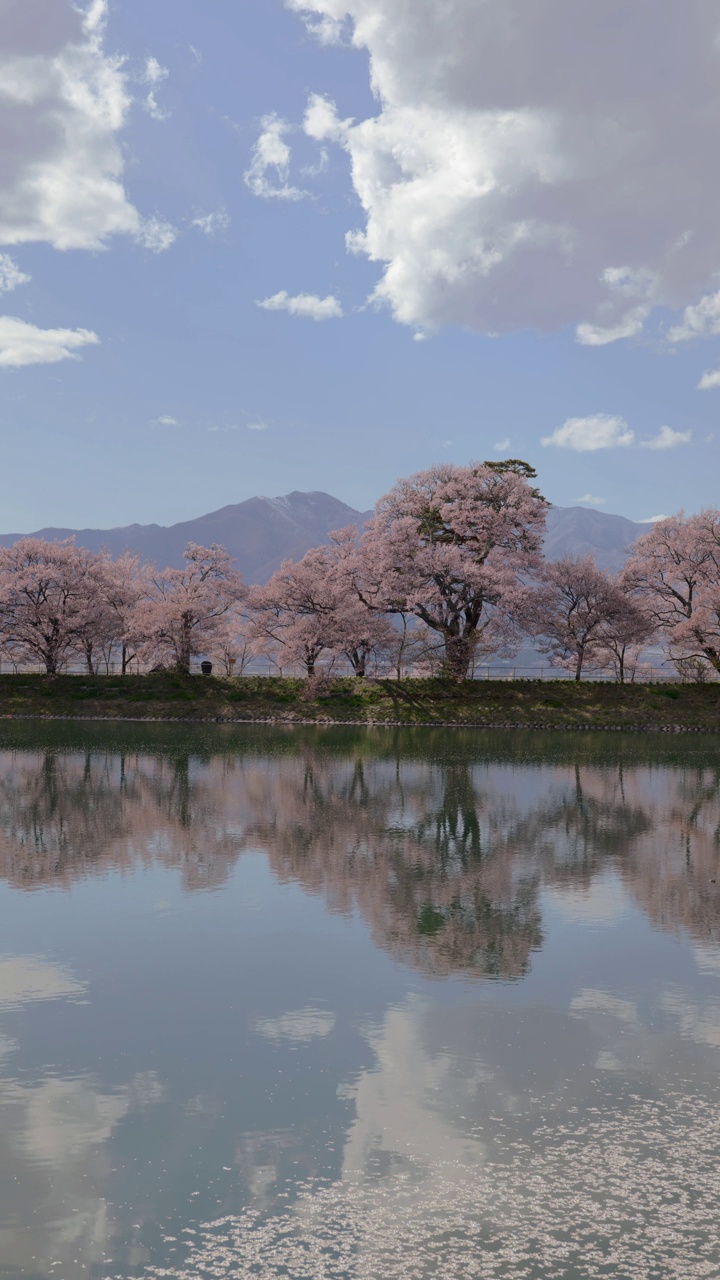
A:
[[0, 722, 718, 1280]]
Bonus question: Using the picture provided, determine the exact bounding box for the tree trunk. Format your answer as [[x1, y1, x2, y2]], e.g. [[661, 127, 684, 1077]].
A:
[[177, 613, 193, 675], [350, 649, 366, 677], [702, 645, 720, 673], [444, 634, 473, 681], [574, 650, 584, 681]]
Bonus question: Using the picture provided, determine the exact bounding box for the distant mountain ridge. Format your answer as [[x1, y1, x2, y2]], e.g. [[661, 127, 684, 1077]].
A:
[[0, 491, 647, 582], [544, 506, 647, 572]]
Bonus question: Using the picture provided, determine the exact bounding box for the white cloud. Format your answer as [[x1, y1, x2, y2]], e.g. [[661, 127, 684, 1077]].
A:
[[247, 422, 269, 431], [143, 56, 168, 85], [698, 368, 720, 390], [638, 514, 669, 523], [576, 268, 655, 345], [256, 290, 343, 320], [142, 56, 169, 120], [0, 254, 30, 293], [157, 415, 178, 426], [244, 115, 306, 201], [542, 414, 634, 452], [494, 437, 511, 451], [668, 290, 720, 342], [288, 1, 348, 44], [576, 307, 649, 347], [640, 425, 691, 450], [285, 1, 720, 339], [137, 217, 177, 253], [0, 0, 151, 251], [143, 93, 168, 122], [191, 210, 230, 237], [573, 493, 606, 506], [0, 316, 99, 367]]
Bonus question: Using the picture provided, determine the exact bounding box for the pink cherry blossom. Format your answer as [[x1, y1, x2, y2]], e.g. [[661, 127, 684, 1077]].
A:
[[354, 461, 547, 678], [130, 544, 246, 675], [625, 512, 720, 676]]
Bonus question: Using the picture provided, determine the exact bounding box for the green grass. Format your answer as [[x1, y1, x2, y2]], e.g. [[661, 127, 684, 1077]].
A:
[[0, 672, 718, 730]]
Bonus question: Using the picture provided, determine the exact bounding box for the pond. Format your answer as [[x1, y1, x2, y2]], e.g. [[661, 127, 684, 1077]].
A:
[[0, 723, 718, 1280]]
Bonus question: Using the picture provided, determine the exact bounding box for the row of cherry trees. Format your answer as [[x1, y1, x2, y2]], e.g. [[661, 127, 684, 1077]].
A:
[[0, 461, 718, 679]]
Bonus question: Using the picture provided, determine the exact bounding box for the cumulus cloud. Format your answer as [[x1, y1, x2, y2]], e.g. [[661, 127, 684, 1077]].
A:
[[574, 494, 606, 506], [640, 425, 691, 450], [0, 0, 152, 252], [0, 1, 176, 257], [256, 290, 343, 320], [0, 316, 99, 367], [494, 437, 511, 451], [157, 415, 178, 426], [245, 115, 306, 201], [542, 414, 634, 452], [0, 253, 30, 293], [284, 1, 720, 339], [576, 308, 649, 347], [698, 368, 720, 390], [668, 291, 720, 342], [288, 0, 348, 44]]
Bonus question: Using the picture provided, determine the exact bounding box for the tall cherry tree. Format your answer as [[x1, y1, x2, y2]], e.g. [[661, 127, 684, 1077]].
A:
[[0, 538, 96, 674], [248, 552, 336, 676], [625, 512, 720, 675], [131, 544, 245, 674], [354, 461, 547, 679], [250, 534, 395, 677], [525, 554, 648, 682]]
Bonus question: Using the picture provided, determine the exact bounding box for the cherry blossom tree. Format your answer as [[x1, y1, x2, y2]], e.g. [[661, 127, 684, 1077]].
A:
[[625, 512, 720, 676], [527, 554, 648, 682], [248, 552, 336, 677], [70, 550, 146, 674], [354, 461, 547, 679], [0, 538, 97, 674], [103, 552, 147, 674], [131, 544, 245, 675], [208, 604, 257, 675], [249, 532, 397, 678], [250, 604, 331, 677], [594, 581, 656, 683]]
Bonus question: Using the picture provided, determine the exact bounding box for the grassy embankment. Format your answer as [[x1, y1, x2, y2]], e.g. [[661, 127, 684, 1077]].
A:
[[0, 673, 718, 731]]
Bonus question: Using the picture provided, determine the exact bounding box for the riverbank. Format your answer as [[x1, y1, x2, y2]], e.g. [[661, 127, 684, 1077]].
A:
[[0, 673, 718, 731]]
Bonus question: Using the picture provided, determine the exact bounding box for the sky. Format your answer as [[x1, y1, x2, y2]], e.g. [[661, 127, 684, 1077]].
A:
[[1, 0, 719, 531]]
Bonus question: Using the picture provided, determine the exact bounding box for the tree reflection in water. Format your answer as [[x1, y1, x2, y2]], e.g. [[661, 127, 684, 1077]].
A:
[[0, 733, 717, 977]]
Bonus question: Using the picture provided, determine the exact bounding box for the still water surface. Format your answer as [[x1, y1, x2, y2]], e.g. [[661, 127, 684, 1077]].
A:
[[0, 723, 718, 1280]]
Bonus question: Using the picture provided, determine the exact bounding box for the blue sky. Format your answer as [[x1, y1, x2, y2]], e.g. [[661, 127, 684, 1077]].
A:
[[1, 0, 719, 531]]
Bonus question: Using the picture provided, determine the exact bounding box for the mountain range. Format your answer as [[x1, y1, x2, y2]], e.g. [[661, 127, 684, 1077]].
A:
[[0, 491, 648, 581]]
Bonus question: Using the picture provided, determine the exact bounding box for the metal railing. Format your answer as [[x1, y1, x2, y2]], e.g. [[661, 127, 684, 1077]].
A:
[[0, 660, 716, 682]]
